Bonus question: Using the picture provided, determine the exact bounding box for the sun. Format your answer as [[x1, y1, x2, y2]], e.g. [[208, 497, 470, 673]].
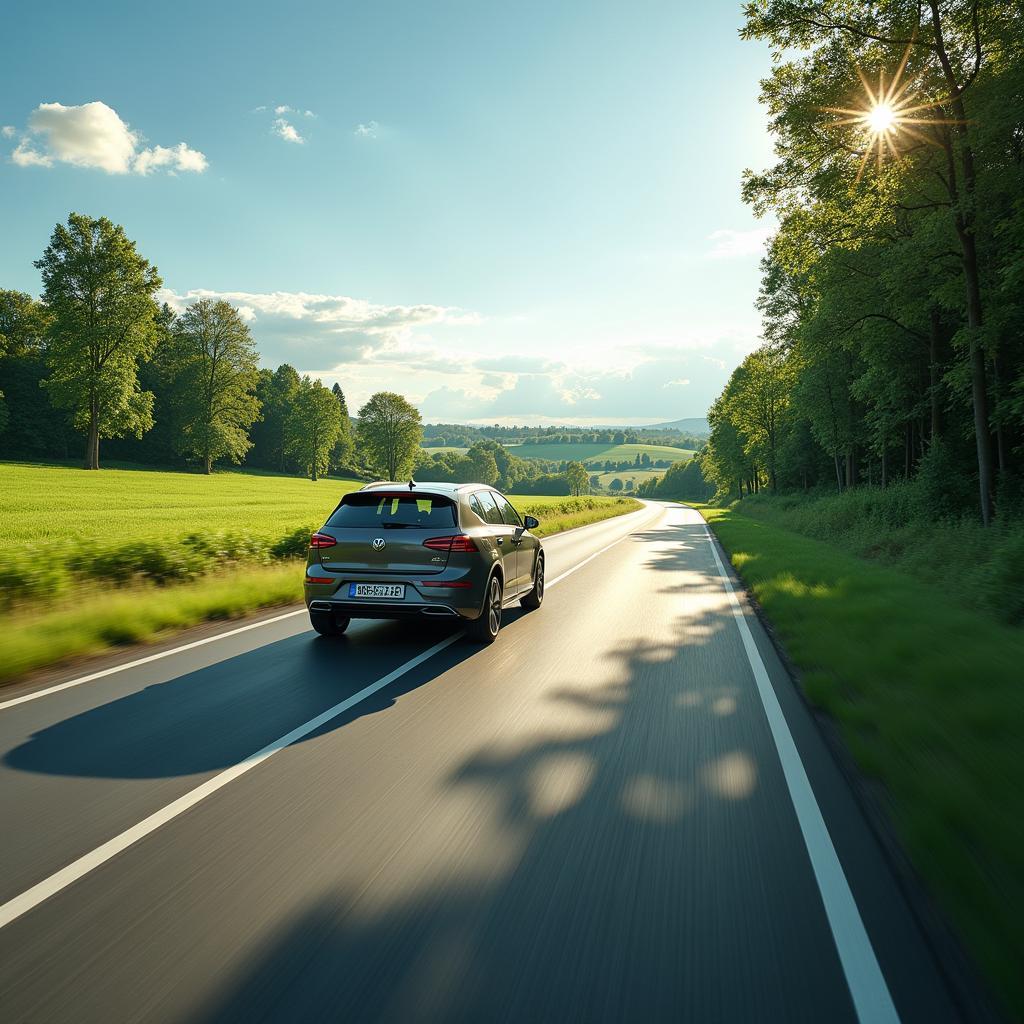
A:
[[867, 103, 896, 134], [820, 41, 961, 182]]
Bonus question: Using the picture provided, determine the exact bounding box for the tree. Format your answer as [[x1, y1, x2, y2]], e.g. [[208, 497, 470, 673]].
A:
[[170, 300, 260, 473], [285, 376, 342, 481], [249, 364, 301, 472], [463, 443, 500, 485], [566, 460, 589, 496], [329, 382, 354, 474], [0, 290, 52, 438], [609, 477, 624, 491], [356, 391, 423, 480], [36, 213, 162, 469], [740, 1, 1024, 522]]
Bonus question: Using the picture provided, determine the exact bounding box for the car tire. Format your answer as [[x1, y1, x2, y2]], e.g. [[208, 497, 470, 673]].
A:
[[310, 611, 350, 637], [520, 554, 544, 610], [468, 573, 502, 645]]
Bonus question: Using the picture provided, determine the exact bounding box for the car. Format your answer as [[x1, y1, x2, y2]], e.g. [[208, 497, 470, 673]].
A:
[[303, 481, 544, 644]]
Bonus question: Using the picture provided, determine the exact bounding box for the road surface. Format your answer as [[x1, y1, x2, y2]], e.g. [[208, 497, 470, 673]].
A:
[[0, 502, 966, 1022]]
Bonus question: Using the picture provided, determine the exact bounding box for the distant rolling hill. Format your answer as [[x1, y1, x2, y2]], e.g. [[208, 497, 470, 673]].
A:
[[505, 442, 693, 465], [644, 417, 710, 435]]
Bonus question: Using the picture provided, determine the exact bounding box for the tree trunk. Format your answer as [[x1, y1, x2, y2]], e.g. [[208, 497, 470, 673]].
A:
[[904, 423, 912, 479], [929, 310, 942, 441], [881, 448, 888, 489], [204, 454, 213, 475], [833, 454, 843, 493], [85, 398, 100, 470], [311, 461, 319, 482]]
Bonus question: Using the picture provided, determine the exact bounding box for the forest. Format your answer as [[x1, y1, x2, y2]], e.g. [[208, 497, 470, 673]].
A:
[[701, 1, 1023, 529]]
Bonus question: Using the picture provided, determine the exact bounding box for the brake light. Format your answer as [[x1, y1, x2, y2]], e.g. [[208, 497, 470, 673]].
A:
[[310, 533, 337, 549], [305, 575, 333, 584], [423, 534, 477, 553]]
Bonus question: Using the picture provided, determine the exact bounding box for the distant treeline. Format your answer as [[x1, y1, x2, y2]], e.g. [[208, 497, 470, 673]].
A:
[[422, 423, 705, 450]]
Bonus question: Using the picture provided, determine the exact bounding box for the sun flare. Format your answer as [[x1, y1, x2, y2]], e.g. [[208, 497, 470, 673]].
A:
[[867, 103, 896, 134], [821, 41, 961, 182]]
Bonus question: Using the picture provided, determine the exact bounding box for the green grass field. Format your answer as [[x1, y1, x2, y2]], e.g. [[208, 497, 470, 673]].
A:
[[419, 446, 469, 456], [0, 461, 362, 547], [591, 468, 665, 489], [699, 502, 1024, 1017], [503, 442, 693, 465]]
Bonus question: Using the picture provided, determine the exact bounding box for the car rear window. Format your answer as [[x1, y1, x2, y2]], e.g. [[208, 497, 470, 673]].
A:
[[327, 493, 457, 529]]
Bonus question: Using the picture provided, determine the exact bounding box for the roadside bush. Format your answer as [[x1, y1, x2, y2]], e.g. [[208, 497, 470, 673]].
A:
[[734, 483, 1024, 629]]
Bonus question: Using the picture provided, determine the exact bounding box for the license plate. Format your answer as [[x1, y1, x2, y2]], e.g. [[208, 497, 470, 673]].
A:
[[349, 583, 406, 600]]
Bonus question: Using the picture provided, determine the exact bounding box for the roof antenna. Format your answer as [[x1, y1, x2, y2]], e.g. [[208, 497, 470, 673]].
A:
[[408, 479, 416, 490]]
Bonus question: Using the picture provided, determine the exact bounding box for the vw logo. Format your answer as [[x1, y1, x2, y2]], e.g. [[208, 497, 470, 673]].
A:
[[372, 537, 386, 552]]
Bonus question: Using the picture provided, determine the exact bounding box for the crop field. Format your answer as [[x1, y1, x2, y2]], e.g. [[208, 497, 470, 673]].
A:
[[0, 461, 362, 547], [419, 446, 469, 456], [591, 469, 665, 489], [502, 442, 693, 465]]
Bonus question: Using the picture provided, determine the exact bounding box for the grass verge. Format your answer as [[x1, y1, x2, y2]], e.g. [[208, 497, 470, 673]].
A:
[[0, 563, 304, 683], [0, 497, 640, 685], [699, 502, 1024, 1017]]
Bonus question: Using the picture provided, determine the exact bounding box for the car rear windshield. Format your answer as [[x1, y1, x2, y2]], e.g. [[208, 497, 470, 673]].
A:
[[326, 493, 457, 529]]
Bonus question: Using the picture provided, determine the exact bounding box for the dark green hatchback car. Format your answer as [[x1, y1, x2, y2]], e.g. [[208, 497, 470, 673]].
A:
[[304, 481, 544, 644]]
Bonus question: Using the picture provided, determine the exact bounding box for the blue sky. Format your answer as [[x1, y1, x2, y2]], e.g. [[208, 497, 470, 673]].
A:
[[1, 1, 775, 425]]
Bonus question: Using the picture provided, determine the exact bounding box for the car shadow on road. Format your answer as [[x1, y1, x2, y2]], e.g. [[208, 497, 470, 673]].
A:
[[3, 616, 515, 781]]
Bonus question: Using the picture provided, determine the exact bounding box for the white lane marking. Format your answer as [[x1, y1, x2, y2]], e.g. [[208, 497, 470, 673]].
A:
[[0, 505, 662, 928], [0, 631, 463, 931], [547, 505, 661, 588], [701, 520, 900, 1024], [0, 610, 309, 712]]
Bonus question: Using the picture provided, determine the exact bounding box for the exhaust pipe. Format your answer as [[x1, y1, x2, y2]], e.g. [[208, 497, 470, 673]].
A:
[[421, 606, 458, 617]]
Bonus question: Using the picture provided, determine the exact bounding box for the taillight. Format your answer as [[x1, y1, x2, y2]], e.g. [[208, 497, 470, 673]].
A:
[[310, 532, 337, 549], [305, 575, 333, 584], [423, 534, 477, 553]]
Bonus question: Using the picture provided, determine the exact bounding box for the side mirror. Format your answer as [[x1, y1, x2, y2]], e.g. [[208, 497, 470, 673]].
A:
[[523, 515, 540, 530]]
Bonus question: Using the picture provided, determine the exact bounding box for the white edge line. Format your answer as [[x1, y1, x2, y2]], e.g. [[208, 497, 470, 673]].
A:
[[701, 520, 900, 1024], [0, 609, 308, 712], [0, 503, 660, 929], [0, 630, 463, 930]]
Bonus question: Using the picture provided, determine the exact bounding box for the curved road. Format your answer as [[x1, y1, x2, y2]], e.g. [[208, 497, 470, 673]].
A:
[[0, 502, 965, 1022]]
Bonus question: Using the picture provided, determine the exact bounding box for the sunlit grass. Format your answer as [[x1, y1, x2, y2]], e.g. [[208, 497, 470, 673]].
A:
[[700, 503, 1024, 1013]]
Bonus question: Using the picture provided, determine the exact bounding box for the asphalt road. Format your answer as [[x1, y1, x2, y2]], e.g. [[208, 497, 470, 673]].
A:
[[0, 502, 967, 1023]]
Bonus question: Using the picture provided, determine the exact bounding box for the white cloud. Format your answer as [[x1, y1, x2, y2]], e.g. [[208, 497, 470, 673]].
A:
[[354, 120, 379, 138], [12, 139, 54, 167], [707, 226, 773, 260], [158, 288, 477, 368], [6, 101, 206, 175], [1, 125, 15, 138], [274, 105, 291, 115], [272, 118, 304, 144], [133, 142, 208, 175]]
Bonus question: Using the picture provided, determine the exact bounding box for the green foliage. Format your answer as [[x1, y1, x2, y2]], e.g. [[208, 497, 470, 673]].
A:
[[731, 2, 1024, 524], [285, 376, 343, 481], [356, 391, 423, 480], [565, 460, 589, 495], [168, 299, 261, 472], [35, 214, 162, 468]]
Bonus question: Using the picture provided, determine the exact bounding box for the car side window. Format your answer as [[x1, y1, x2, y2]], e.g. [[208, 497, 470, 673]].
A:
[[469, 493, 488, 522], [492, 492, 522, 527], [476, 490, 504, 526]]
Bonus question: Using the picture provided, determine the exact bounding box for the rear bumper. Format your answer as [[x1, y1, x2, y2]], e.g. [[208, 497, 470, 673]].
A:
[[308, 599, 467, 620]]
